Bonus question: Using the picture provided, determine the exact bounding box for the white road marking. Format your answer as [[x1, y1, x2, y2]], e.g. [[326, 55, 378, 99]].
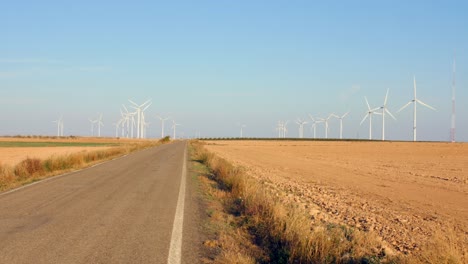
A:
[[167, 143, 187, 264]]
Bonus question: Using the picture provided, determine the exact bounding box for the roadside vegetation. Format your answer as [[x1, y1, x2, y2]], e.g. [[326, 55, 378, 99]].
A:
[[191, 140, 463, 264], [0, 139, 167, 192]]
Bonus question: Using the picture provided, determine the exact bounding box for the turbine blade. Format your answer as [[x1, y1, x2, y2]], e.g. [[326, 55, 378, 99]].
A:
[[360, 114, 368, 125], [342, 111, 350, 118], [365, 96, 371, 110], [128, 99, 138, 106], [397, 101, 412, 113], [417, 99, 436, 111], [308, 113, 315, 121], [386, 109, 397, 120]]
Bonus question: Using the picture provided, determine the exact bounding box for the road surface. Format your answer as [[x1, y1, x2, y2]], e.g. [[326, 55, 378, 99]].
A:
[[0, 141, 202, 264]]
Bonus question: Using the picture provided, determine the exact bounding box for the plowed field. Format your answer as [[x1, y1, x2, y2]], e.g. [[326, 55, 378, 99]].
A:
[[204, 140, 467, 257]]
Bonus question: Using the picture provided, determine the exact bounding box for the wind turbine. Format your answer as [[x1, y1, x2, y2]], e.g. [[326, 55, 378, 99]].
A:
[[307, 114, 319, 139], [113, 119, 123, 138], [129, 99, 152, 139], [239, 124, 246, 138], [88, 118, 97, 136], [318, 114, 335, 139], [360, 97, 381, 140], [53, 116, 63, 137], [171, 120, 181, 139], [295, 118, 308, 138], [335, 112, 350, 139], [397, 76, 436, 141], [156, 115, 171, 138], [96, 113, 104, 137], [280, 121, 289, 138], [378, 89, 396, 141]]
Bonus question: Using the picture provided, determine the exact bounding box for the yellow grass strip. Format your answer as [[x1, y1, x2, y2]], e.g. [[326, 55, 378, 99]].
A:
[[0, 140, 166, 192]]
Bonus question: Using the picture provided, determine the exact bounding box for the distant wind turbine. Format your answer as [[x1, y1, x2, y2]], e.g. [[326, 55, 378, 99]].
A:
[[156, 115, 171, 138], [308, 114, 318, 139], [318, 114, 335, 139], [89, 118, 97, 136], [171, 120, 181, 139], [378, 89, 396, 141], [397, 76, 436, 141], [360, 97, 381, 140], [239, 124, 246, 138], [97, 113, 104, 137], [335, 111, 350, 139], [129, 99, 152, 139], [53, 115, 63, 137], [295, 118, 308, 138]]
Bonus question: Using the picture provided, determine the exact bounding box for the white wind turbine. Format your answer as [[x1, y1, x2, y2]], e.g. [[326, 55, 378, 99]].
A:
[[378, 89, 396, 141], [318, 114, 335, 139], [53, 116, 63, 137], [156, 115, 171, 138], [307, 114, 319, 139], [295, 118, 308, 138], [360, 97, 381, 140], [171, 120, 181, 139], [96, 113, 104, 137], [239, 124, 246, 138], [129, 99, 152, 139], [398, 76, 436, 141], [277, 120, 289, 138], [113, 119, 123, 138], [335, 112, 350, 139], [88, 118, 97, 136]]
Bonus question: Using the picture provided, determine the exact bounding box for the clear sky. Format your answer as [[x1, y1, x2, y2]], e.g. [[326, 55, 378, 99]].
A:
[[1, 1, 467, 141]]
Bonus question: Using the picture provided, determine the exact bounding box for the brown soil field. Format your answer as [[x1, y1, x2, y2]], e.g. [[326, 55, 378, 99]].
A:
[[204, 140, 467, 258]]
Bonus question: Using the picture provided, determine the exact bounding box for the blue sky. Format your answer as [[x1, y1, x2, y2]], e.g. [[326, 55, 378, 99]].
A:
[[1, 1, 467, 141]]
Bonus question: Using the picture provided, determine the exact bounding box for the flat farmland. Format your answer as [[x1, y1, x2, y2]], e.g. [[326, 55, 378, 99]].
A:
[[204, 140, 467, 257], [0, 137, 121, 166]]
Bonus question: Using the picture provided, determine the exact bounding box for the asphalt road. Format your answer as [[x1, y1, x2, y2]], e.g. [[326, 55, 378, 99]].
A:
[[0, 141, 202, 264]]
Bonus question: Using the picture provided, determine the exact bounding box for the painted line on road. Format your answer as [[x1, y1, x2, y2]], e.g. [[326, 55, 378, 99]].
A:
[[167, 143, 187, 264]]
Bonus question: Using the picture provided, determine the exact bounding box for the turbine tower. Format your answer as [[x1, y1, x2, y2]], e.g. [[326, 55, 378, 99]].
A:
[[451, 54, 456, 143], [336, 112, 350, 139], [318, 114, 335, 139], [97, 113, 104, 137], [398, 76, 436, 141], [129, 99, 152, 139], [171, 120, 181, 139], [156, 115, 171, 138], [239, 124, 246, 138], [379, 89, 396, 141], [360, 97, 381, 140], [295, 119, 308, 138], [53, 116, 63, 137], [308, 114, 318, 139], [89, 118, 97, 136]]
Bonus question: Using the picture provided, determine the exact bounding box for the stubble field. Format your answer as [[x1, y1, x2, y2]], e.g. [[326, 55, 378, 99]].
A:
[[204, 140, 467, 258], [0, 137, 123, 166]]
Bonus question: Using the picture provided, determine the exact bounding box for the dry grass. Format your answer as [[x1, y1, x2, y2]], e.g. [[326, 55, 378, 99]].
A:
[[0, 140, 164, 192], [192, 141, 402, 263]]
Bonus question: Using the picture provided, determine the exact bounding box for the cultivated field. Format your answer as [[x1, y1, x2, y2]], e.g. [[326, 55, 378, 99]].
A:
[[0, 137, 162, 191], [0, 137, 134, 166], [204, 140, 467, 259]]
